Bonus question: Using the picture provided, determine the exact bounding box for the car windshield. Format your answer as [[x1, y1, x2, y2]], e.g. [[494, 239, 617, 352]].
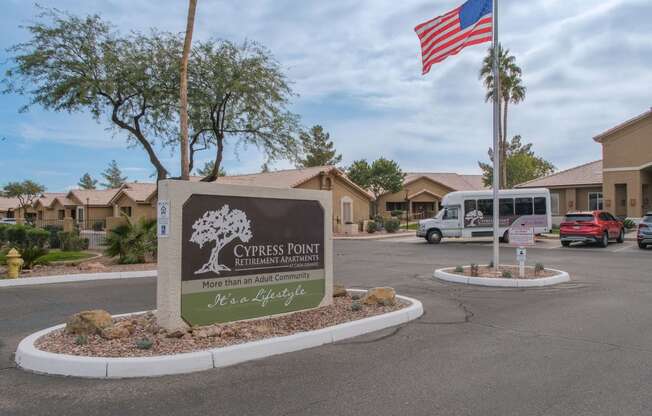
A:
[[564, 214, 594, 223], [643, 215, 652, 223]]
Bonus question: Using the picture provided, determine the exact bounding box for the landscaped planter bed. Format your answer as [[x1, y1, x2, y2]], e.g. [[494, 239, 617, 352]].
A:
[[434, 266, 570, 287], [16, 290, 423, 378], [36, 296, 406, 357], [0, 256, 156, 279]]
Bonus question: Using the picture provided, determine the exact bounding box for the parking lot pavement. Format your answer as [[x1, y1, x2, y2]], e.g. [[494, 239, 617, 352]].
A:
[[384, 234, 644, 253], [2, 240, 652, 416]]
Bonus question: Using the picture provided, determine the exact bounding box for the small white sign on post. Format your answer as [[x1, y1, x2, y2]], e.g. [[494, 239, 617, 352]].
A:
[[509, 224, 535, 247], [516, 247, 527, 278], [157, 200, 170, 238]]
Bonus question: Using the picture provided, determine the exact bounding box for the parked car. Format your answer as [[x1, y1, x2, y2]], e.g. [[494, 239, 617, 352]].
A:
[[559, 211, 624, 248], [637, 212, 652, 249], [0, 218, 17, 224]]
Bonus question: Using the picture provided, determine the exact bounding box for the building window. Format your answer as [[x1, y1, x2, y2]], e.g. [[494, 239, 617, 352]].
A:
[[38, 211, 43, 220], [341, 197, 353, 224], [76, 207, 84, 223], [386, 202, 408, 212], [58, 210, 65, 220], [550, 193, 560, 215], [589, 192, 603, 211], [120, 206, 132, 217]]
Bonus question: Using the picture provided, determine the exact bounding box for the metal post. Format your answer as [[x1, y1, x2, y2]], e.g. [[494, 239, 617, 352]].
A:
[[492, 0, 501, 271]]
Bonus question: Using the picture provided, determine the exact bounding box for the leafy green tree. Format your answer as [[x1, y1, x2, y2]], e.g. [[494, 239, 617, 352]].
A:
[[196, 161, 226, 177], [186, 39, 300, 181], [77, 173, 98, 190], [479, 135, 555, 188], [347, 158, 404, 215], [2, 180, 45, 213], [101, 160, 127, 189], [480, 44, 526, 188], [4, 9, 181, 181], [297, 125, 342, 168]]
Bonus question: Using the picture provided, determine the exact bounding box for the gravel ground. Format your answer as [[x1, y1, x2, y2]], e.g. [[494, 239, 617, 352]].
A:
[[36, 295, 407, 357], [450, 264, 557, 278], [1, 255, 156, 278]]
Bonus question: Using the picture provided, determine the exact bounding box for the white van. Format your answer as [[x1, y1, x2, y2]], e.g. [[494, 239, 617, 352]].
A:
[[416, 188, 552, 244]]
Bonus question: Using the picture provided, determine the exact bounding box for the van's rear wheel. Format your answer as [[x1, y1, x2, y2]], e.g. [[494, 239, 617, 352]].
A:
[[427, 230, 442, 244]]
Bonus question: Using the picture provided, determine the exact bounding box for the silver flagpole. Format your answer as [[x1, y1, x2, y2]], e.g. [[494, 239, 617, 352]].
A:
[[492, 0, 501, 271]]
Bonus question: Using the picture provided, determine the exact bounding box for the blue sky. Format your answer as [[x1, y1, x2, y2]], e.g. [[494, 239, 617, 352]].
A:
[[1, 0, 650, 192]]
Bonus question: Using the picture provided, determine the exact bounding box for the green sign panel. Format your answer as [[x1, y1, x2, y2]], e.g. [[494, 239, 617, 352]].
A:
[[181, 194, 325, 325]]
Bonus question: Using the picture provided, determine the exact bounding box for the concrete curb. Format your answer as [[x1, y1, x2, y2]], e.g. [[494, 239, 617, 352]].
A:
[[434, 266, 570, 288], [334, 232, 415, 241], [15, 290, 423, 379], [0, 270, 157, 288]]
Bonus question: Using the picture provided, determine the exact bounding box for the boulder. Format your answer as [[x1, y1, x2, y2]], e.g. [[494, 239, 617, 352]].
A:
[[65, 310, 113, 336], [165, 329, 187, 339], [333, 284, 348, 297], [78, 262, 108, 272], [101, 321, 135, 340], [362, 287, 396, 306], [192, 326, 221, 339]]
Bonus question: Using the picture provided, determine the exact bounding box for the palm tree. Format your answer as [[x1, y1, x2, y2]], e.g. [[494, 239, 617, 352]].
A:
[[479, 43, 526, 188], [180, 0, 198, 180]]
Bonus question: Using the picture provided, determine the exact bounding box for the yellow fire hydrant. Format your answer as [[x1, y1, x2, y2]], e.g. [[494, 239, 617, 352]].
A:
[[5, 248, 24, 279]]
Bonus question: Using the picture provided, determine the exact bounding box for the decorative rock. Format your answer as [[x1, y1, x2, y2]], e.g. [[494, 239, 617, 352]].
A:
[[333, 284, 348, 297], [165, 329, 187, 339], [78, 262, 108, 272], [144, 322, 161, 334], [362, 287, 396, 306], [65, 310, 113, 336], [192, 326, 221, 339], [101, 321, 135, 340]]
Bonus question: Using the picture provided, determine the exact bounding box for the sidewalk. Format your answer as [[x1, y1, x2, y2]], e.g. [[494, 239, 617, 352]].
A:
[[333, 231, 415, 240]]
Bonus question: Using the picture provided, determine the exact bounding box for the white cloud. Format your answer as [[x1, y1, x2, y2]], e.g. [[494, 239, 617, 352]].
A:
[[4, 0, 651, 175]]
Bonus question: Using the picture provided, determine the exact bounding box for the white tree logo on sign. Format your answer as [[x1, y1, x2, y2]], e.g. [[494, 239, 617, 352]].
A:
[[190, 205, 252, 275]]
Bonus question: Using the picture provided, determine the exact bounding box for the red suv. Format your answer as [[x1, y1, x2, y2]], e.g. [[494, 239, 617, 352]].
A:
[[560, 211, 624, 247]]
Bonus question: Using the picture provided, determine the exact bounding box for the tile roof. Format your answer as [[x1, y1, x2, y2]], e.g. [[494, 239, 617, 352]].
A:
[[403, 173, 487, 191], [515, 160, 603, 188], [67, 188, 121, 206], [121, 182, 157, 203], [33, 193, 67, 208], [214, 166, 374, 199], [0, 197, 20, 212]]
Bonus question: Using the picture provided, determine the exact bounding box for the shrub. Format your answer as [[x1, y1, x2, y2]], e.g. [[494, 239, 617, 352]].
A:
[[5, 224, 29, 248], [390, 210, 404, 217], [104, 218, 157, 264], [454, 265, 464, 273], [488, 261, 494, 269], [27, 227, 49, 248], [20, 245, 49, 269], [0, 224, 9, 244], [534, 263, 545, 276], [470, 263, 479, 277], [59, 231, 90, 252], [366, 221, 378, 234], [75, 335, 88, 346], [623, 219, 636, 230], [502, 270, 513, 278], [351, 301, 362, 311], [373, 215, 384, 228], [43, 225, 63, 249], [135, 338, 153, 350], [384, 218, 400, 233]]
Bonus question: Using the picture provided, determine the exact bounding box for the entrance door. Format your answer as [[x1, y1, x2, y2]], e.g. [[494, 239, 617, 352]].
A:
[[413, 202, 436, 219]]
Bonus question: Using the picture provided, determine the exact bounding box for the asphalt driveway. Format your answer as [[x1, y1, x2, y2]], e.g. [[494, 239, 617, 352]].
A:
[[1, 239, 652, 416]]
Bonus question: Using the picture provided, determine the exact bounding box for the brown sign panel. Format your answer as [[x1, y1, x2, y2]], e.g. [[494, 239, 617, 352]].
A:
[[180, 194, 326, 325]]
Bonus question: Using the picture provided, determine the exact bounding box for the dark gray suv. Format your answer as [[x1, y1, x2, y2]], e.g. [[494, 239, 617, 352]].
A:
[[638, 213, 652, 249]]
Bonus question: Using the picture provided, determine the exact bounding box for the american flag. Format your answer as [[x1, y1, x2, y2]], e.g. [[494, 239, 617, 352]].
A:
[[415, 0, 493, 74]]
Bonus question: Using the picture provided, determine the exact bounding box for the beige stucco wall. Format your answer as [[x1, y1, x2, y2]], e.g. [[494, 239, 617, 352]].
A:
[[601, 116, 652, 169], [296, 174, 371, 233], [377, 177, 453, 217], [112, 194, 156, 221], [603, 170, 643, 217]]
